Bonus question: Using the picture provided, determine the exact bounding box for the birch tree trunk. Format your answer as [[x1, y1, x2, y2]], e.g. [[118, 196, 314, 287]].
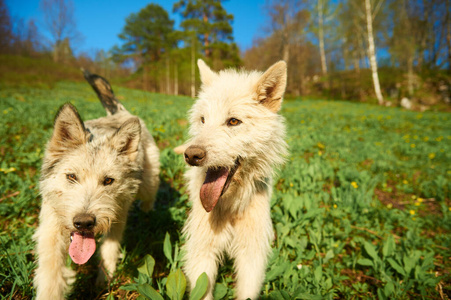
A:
[[365, 0, 384, 105], [318, 0, 327, 75]]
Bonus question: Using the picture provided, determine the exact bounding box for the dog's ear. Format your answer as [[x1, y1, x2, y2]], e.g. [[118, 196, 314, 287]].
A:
[[110, 117, 141, 161], [255, 61, 287, 112], [198, 59, 217, 86], [48, 103, 87, 154]]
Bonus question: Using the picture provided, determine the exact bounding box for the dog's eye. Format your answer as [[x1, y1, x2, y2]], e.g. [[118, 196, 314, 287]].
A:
[[103, 178, 114, 186], [201, 117, 205, 124], [227, 118, 242, 126], [66, 173, 77, 182]]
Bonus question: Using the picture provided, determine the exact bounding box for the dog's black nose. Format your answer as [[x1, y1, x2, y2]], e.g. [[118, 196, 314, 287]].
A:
[[185, 146, 207, 166], [73, 214, 96, 231]]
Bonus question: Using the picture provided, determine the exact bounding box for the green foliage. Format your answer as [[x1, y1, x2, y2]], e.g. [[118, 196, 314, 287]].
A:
[[0, 82, 450, 299], [113, 3, 175, 63], [173, 0, 241, 67]]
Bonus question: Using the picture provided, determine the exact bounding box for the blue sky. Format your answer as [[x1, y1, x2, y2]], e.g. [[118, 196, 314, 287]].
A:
[[6, 0, 269, 56]]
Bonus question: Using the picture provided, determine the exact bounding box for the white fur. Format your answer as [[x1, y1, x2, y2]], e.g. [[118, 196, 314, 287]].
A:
[[34, 106, 160, 300], [180, 60, 288, 299]]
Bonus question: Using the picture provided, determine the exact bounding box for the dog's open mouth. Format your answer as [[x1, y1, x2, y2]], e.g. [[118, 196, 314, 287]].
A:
[[200, 158, 240, 212], [69, 231, 96, 265]]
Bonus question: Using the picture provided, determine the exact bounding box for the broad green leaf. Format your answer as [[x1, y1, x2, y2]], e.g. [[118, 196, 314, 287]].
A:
[[164, 232, 173, 264], [324, 249, 334, 263], [314, 265, 322, 283], [382, 235, 395, 258], [384, 282, 394, 296], [387, 258, 406, 276], [166, 269, 186, 300], [363, 241, 379, 263], [357, 258, 373, 267], [377, 287, 387, 300], [268, 290, 291, 300], [403, 256, 416, 275], [137, 283, 164, 300], [189, 272, 208, 300], [138, 254, 156, 279], [213, 283, 228, 300]]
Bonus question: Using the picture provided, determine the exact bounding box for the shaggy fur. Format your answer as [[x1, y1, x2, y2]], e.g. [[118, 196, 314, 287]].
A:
[[176, 60, 288, 299], [33, 72, 160, 300]]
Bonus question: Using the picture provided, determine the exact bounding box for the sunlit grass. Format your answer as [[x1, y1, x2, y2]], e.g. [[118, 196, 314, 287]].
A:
[[0, 82, 450, 299]]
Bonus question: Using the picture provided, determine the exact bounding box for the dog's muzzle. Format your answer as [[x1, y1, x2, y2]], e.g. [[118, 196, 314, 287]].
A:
[[184, 145, 207, 166]]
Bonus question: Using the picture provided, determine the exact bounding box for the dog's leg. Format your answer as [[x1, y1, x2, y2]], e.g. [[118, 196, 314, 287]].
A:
[[231, 193, 273, 300], [183, 207, 229, 300], [97, 208, 129, 283], [34, 210, 74, 300], [138, 133, 160, 212]]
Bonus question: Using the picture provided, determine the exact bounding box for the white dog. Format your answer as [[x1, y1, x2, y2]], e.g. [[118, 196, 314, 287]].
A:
[[176, 60, 288, 299], [33, 71, 160, 299]]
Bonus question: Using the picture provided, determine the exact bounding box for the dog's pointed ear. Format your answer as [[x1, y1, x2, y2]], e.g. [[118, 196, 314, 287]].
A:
[[110, 118, 141, 161], [48, 103, 87, 154], [198, 59, 217, 86], [254, 61, 287, 112]]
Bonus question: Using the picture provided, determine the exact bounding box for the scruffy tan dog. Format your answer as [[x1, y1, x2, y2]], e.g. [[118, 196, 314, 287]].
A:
[[176, 60, 288, 300], [33, 71, 160, 300]]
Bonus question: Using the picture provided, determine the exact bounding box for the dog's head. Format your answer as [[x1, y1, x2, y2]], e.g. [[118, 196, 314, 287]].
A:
[[40, 103, 143, 264], [176, 60, 288, 212]]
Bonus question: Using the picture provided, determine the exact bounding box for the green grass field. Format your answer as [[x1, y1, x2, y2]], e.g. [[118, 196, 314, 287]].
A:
[[0, 81, 450, 299]]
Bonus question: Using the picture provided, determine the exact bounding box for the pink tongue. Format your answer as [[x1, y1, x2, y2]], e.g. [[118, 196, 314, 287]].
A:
[[69, 232, 96, 264], [200, 168, 229, 212]]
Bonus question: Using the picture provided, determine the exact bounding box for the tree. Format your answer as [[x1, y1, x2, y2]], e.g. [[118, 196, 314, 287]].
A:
[[0, 0, 12, 53], [112, 4, 176, 91], [260, 0, 311, 95], [318, 0, 327, 75], [173, 0, 240, 69], [40, 0, 81, 62], [365, 0, 384, 104]]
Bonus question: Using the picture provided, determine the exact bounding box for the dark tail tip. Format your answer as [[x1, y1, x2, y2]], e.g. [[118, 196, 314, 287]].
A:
[[82, 69, 124, 115]]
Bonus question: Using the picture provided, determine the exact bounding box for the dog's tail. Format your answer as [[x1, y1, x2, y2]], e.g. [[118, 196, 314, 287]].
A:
[[82, 68, 126, 115]]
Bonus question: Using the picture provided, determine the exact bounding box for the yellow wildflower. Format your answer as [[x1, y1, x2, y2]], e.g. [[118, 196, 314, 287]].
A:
[[410, 144, 415, 148], [428, 153, 435, 159], [403, 180, 408, 184], [436, 136, 443, 142], [417, 198, 423, 203], [409, 210, 415, 215], [414, 202, 420, 206], [351, 182, 358, 189]]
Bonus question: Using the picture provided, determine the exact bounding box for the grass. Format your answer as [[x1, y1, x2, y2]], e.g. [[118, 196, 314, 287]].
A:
[[0, 81, 450, 299]]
